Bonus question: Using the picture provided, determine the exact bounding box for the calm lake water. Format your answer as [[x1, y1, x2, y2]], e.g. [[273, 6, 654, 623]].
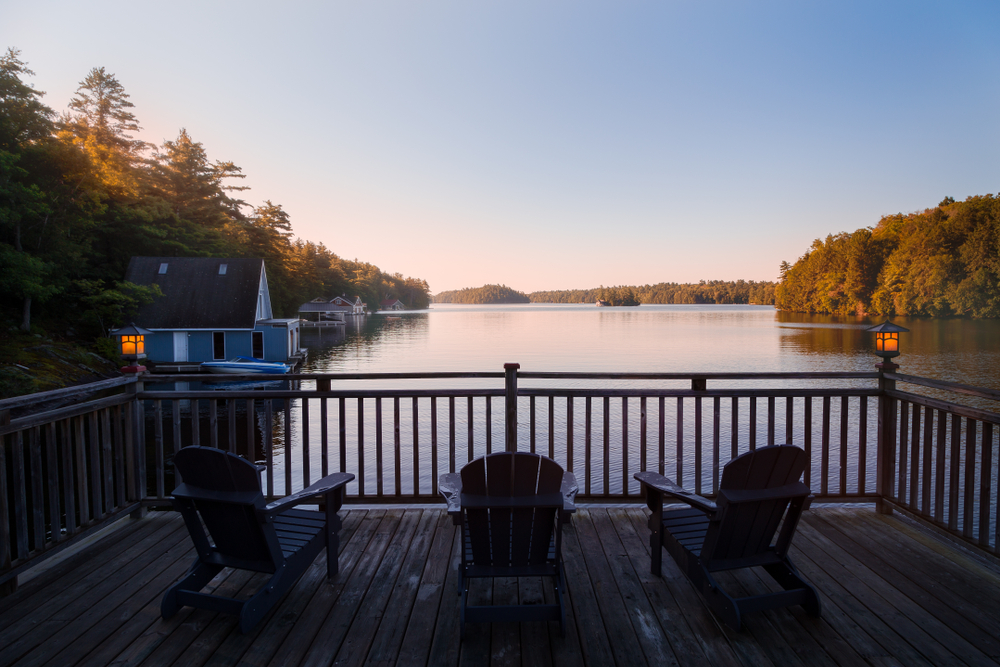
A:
[[302, 304, 1000, 388], [234, 305, 1000, 500]]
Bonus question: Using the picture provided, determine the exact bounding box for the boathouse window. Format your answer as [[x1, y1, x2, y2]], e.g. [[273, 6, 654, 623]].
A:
[[158, 263, 168, 274], [213, 332, 225, 360], [218, 263, 227, 275], [252, 331, 264, 358]]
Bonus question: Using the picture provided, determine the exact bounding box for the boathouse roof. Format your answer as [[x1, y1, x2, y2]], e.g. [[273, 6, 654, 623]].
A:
[[125, 256, 268, 329]]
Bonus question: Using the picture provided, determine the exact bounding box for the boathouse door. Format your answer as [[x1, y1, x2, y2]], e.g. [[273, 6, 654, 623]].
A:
[[173, 332, 189, 362]]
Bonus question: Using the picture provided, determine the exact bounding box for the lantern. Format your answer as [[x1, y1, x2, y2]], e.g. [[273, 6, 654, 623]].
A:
[[111, 323, 153, 372], [866, 321, 909, 362]]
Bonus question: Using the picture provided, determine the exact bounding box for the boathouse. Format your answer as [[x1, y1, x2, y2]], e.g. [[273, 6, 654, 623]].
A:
[[379, 298, 405, 311], [123, 256, 302, 365]]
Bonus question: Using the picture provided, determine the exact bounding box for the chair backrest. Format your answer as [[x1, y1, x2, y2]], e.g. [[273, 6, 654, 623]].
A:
[[461, 452, 564, 568], [701, 444, 809, 563], [172, 446, 278, 568]]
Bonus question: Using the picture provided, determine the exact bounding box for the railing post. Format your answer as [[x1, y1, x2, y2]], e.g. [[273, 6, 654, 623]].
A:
[[504, 363, 520, 453], [128, 374, 147, 520], [876, 361, 898, 515]]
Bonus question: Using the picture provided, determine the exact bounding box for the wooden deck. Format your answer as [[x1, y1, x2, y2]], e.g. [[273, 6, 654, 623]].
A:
[[2, 505, 1000, 667]]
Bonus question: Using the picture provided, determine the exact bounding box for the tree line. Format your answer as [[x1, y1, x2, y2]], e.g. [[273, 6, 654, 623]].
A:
[[433, 284, 530, 304], [0, 49, 430, 344], [529, 280, 776, 305], [775, 195, 1000, 317]]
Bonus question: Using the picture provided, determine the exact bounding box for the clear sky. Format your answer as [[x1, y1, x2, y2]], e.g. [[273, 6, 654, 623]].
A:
[[3, 1, 998, 294]]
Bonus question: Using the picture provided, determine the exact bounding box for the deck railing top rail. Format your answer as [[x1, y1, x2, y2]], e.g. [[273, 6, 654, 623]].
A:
[[0, 375, 136, 412]]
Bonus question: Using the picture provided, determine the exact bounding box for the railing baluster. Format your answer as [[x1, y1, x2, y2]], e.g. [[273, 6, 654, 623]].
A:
[[963, 418, 977, 539], [302, 398, 311, 487], [101, 409, 113, 515], [485, 396, 492, 455], [935, 408, 946, 522], [549, 396, 555, 459], [209, 399, 218, 449], [88, 413, 102, 520], [448, 396, 455, 474], [284, 398, 292, 495], [785, 397, 794, 445], [585, 397, 592, 495], [695, 396, 702, 495], [153, 402, 164, 500], [821, 396, 830, 496], [658, 396, 665, 477], [978, 422, 993, 549], [676, 397, 683, 485], [339, 397, 347, 474], [530, 396, 536, 454], [622, 397, 629, 496], [358, 398, 366, 496], [412, 397, 419, 495], [639, 397, 646, 477], [467, 397, 474, 463], [376, 397, 383, 497], [804, 397, 812, 489], [320, 397, 329, 478], [171, 400, 182, 462], [62, 419, 76, 535], [858, 396, 867, 493], [30, 427, 44, 551], [229, 399, 238, 454], [731, 397, 739, 460], [0, 434, 10, 578], [712, 396, 721, 494], [45, 422, 61, 543], [394, 397, 401, 497], [749, 396, 757, 451], [604, 397, 610, 495], [113, 406, 125, 507], [191, 397, 200, 448], [767, 396, 775, 447], [840, 396, 848, 495], [431, 397, 438, 495], [247, 399, 256, 463], [567, 397, 575, 473], [265, 401, 274, 497], [949, 413, 961, 530], [922, 406, 933, 515], [897, 401, 909, 504], [12, 431, 28, 559], [909, 403, 920, 510]]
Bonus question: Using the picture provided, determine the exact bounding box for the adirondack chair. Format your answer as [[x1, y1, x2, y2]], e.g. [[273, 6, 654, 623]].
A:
[[440, 452, 578, 636], [635, 444, 820, 631], [161, 446, 354, 632]]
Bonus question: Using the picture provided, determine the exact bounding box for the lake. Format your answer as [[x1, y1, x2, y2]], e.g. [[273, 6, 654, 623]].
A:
[[301, 304, 1000, 387]]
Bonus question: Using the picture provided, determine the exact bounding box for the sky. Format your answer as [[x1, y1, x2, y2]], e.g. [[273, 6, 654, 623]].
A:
[[3, 1, 999, 294]]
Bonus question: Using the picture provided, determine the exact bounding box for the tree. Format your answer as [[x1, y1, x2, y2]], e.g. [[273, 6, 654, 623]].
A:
[[62, 67, 148, 196], [0, 48, 55, 151]]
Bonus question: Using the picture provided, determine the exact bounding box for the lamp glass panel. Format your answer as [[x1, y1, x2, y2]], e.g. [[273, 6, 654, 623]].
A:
[[884, 334, 898, 353], [122, 336, 136, 356]]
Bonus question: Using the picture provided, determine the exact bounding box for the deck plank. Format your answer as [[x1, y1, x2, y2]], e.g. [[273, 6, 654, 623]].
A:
[[0, 506, 998, 667]]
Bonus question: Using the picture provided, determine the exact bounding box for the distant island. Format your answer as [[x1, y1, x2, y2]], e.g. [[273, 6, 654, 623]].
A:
[[434, 281, 776, 305], [434, 284, 531, 304]]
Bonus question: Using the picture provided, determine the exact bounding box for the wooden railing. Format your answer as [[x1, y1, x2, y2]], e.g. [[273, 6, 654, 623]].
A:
[[2, 363, 999, 591], [0, 377, 143, 591]]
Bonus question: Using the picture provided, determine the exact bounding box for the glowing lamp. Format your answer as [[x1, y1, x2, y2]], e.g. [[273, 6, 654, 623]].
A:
[[111, 323, 153, 373], [866, 321, 909, 362]]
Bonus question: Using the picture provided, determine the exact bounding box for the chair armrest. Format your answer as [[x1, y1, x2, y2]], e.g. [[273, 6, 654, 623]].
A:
[[634, 471, 717, 515], [263, 472, 354, 516], [440, 473, 463, 522]]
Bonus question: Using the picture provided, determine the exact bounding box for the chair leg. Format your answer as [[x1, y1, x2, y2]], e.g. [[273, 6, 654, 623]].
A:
[[650, 530, 662, 576], [161, 560, 223, 620], [763, 560, 822, 618]]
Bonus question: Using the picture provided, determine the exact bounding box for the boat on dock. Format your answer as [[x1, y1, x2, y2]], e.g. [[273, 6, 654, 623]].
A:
[[200, 356, 291, 374]]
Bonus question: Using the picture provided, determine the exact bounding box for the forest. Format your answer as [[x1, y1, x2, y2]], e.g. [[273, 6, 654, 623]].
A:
[[0, 49, 430, 344], [530, 280, 776, 305], [433, 284, 531, 304], [775, 195, 1000, 317]]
